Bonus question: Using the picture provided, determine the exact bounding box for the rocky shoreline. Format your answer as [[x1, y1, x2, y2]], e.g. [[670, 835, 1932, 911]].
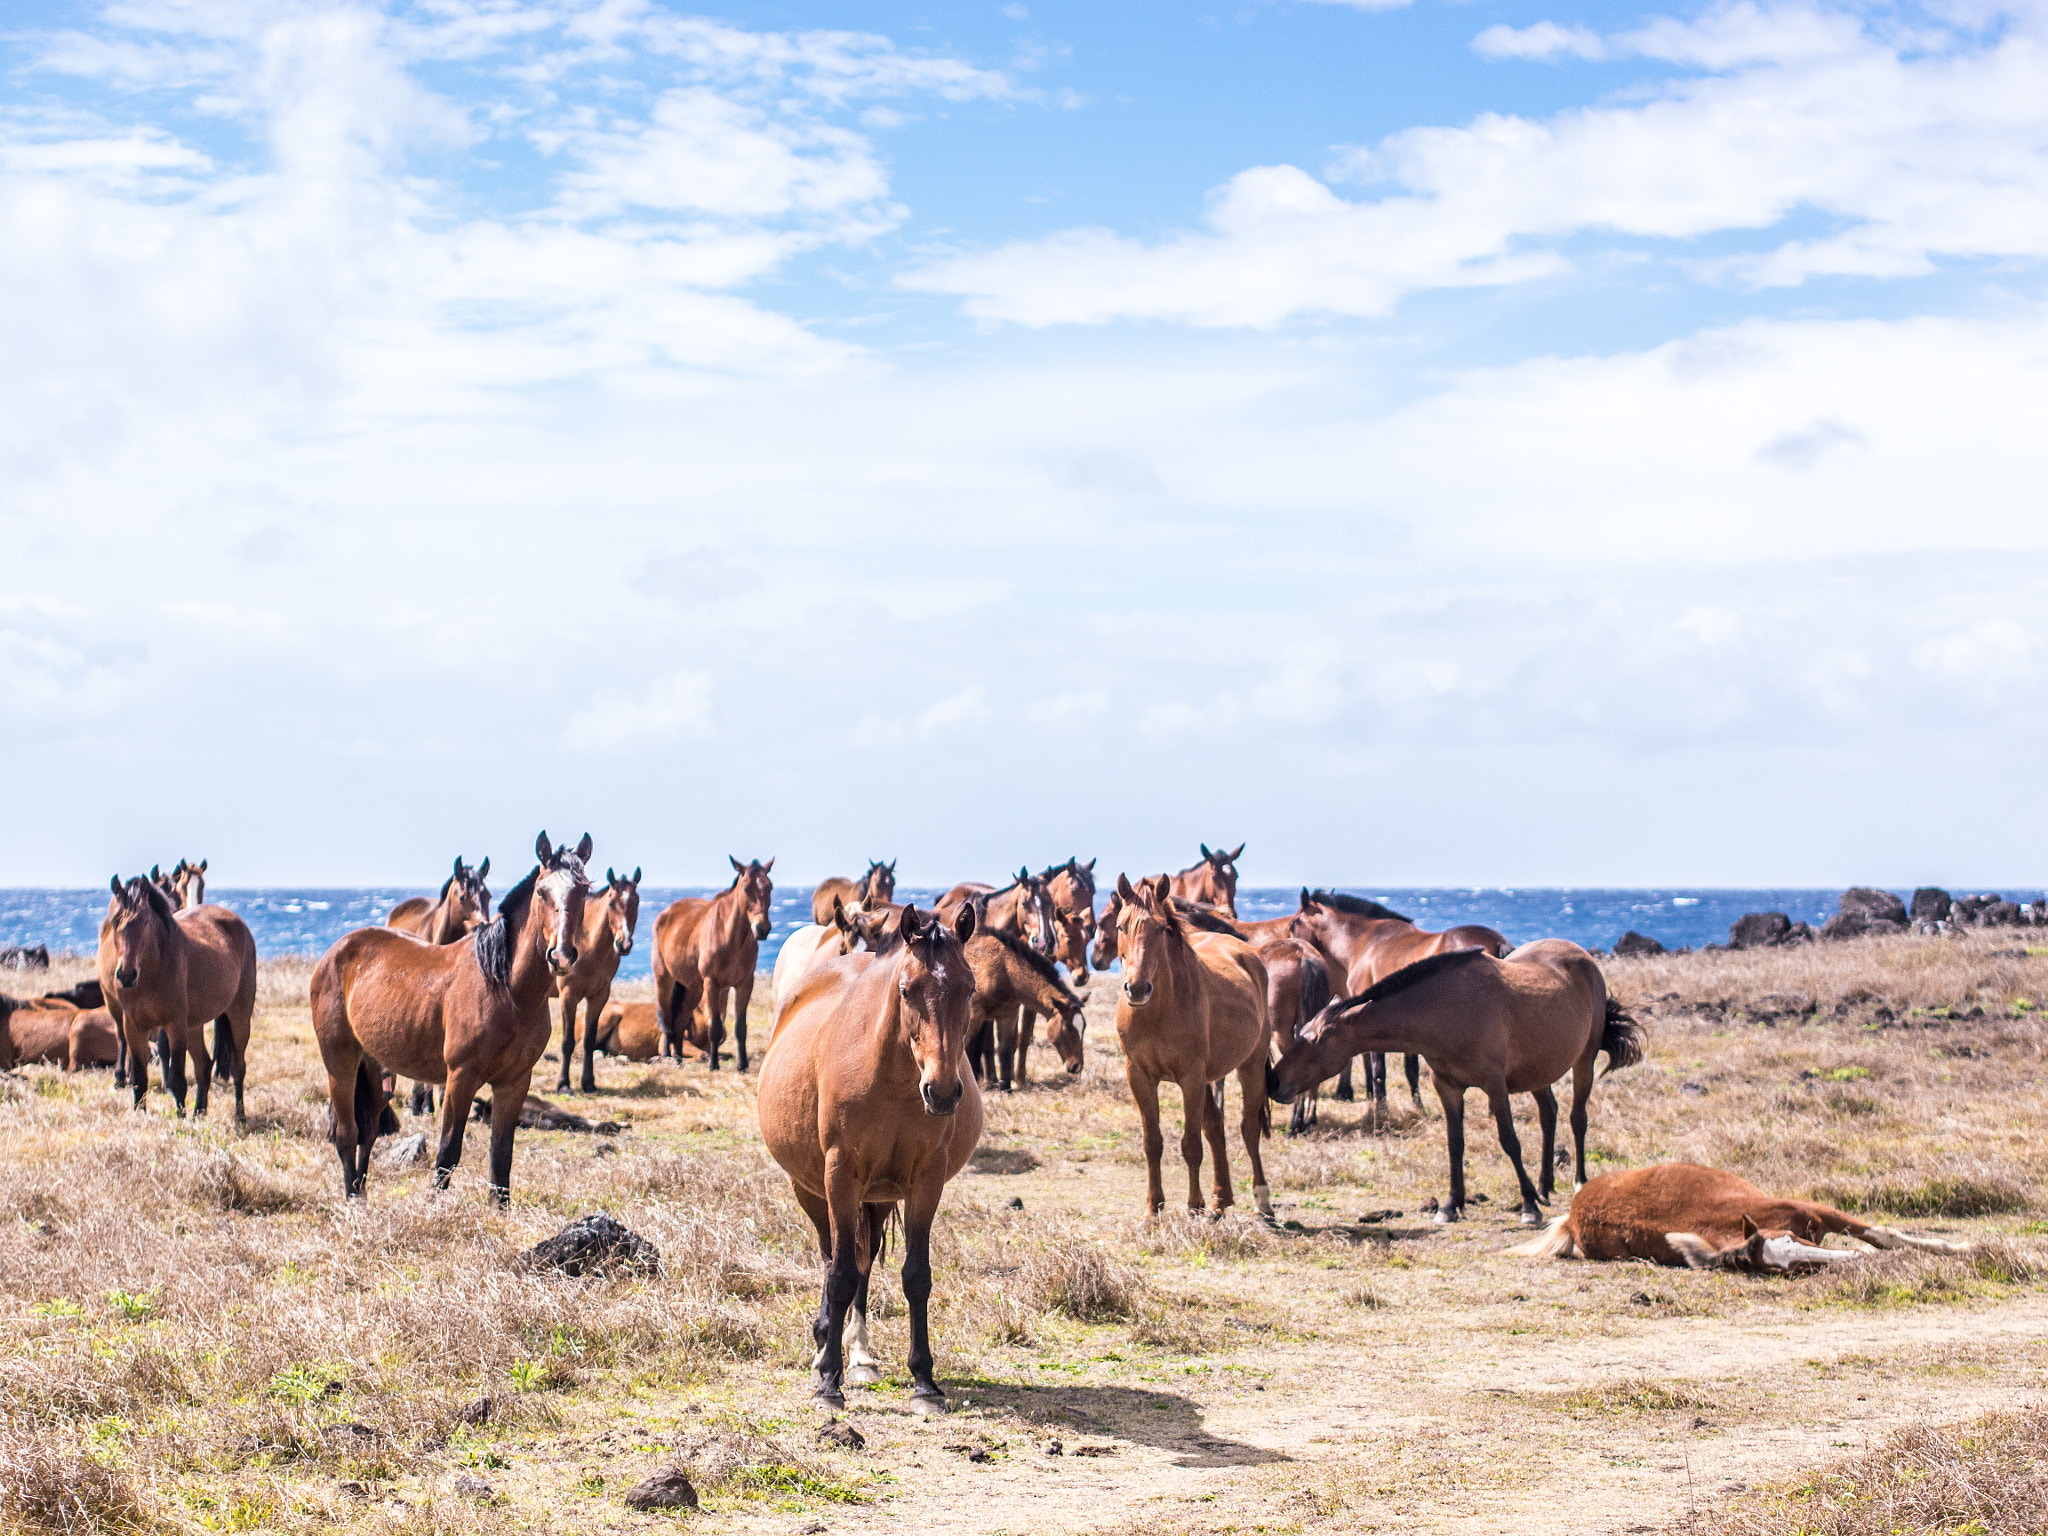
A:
[[1612, 885, 2046, 957]]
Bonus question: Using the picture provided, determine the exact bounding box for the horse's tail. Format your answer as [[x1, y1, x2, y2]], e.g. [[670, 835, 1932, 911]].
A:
[[1507, 1213, 1577, 1259], [1296, 949, 1331, 1027], [1600, 998, 1644, 1075], [1259, 1093, 1272, 1141], [212, 1013, 234, 1081], [866, 1203, 899, 1270], [354, 1058, 399, 1138]]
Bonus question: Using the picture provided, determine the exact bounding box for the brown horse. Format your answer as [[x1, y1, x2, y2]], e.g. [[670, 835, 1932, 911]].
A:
[[170, 858, 207, 910], [554, 866, 641, 1093], [1041, 857, 1098, 976], [387, 857, 492, 944], [97, 876, 257, 1119], [1269, 942, 1643, 1224], [1510, 1163, 1971, 1271], [653, 856, 773, 1071], [937, 868, 1058, 955], [758, 903, 980, 1414], [1112, 874, 1273, 1217], [0, 996, 117, 1071], [592, 1000, 680, 1063], [949, 928, 1087, 1090], [310, 832, 590, 1202], [811, 860, 896, 927], [1290, 889, 1508, 1118], [1169, 843, 1244, 916]]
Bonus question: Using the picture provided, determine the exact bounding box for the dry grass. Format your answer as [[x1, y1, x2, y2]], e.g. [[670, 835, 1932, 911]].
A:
[[1707, 1403, 2048, 1535], [2, 928, 2047, 1533]]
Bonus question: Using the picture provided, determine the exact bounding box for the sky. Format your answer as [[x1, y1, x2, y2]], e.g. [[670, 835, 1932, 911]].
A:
[[3, 0, 2045, 889]]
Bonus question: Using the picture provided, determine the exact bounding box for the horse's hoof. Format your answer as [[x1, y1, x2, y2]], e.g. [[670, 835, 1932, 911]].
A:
[[907, 1391, 947, 1417], [1433, 1206, 1461, 1225], [1520, 1209, 1542, 1226], [813, 1390, 846, 1411], [846, 1364, 882, 1387]]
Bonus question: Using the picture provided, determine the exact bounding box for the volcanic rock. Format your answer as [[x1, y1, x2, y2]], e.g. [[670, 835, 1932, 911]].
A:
[[519, 1212, 660, 1279]]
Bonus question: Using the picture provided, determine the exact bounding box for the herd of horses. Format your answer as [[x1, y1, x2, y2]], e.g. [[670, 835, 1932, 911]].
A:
[[0, 840, 1975, 1416]]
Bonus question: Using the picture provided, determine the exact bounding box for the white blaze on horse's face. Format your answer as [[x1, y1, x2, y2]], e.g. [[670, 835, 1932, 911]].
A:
[[540, 862, 590, 977]]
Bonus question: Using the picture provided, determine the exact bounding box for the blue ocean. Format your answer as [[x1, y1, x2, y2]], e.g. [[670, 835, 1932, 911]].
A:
[[4, 885, 2001, 981]]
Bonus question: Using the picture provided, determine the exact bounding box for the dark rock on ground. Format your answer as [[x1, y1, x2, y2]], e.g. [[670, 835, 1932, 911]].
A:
[[1952, 894, 2003, 924], [817, 1418, 866, 1450], [377, 1132, 426, 1167], [1820, 912, 1866, 940], [1839, 887, 1909, 926], [458, 1398, 494, 1426], [452, 1475, 496, 1500], [625, 1468, 699, 1512], [1730, 911, 1792, 949], [472, 1093, 622, 1134], [1613, 931, 1667, 957], [1983, 901, 2024, 927], [1911, 887, 1952, 923], [1864, 918, 1908, 937], [519, 1212, 660, 1279]]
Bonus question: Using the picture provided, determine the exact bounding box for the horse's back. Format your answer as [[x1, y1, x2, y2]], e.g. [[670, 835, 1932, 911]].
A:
[[1501, 939, 1607, 1053], [177, 904, 257, 1017], [811, 878, 856, 927], [1569, 1163, 1772, 1262], [314, 925, 468, 1069], [757, 956, 871, 1189], [386, 897, 431, 933], [7, 1002, 77, 1065]]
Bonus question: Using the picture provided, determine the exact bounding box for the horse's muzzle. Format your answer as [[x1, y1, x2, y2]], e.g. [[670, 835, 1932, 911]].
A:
[[1122, 980, 1153, 1007], [1264, 1061, 1296, 1104], [921, 1080, 962, 1116], [1065, 1060, 1083, 1076], [616, 939, 632, 957], [753, 919, 771, 940], [114, 967, 138, 989], [547, 945, 578, 975]]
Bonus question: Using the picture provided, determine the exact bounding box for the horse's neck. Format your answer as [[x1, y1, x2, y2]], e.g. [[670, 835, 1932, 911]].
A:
[[583, 895, 615, 956], [863, 973, 924, 1082], [716, 886, 749, 945], [502, 905, 555, 1006]]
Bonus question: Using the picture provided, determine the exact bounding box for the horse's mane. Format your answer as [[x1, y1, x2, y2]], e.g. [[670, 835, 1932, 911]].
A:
[[475, 865, 538, 992], [1170, 898, 1241, 936], [1332, 946, 1486, 1016], [138, 877, 177, 931], [979, 924, 1069, 990], [1307, 889, 1412, 923], [439, 871, 458, 900]]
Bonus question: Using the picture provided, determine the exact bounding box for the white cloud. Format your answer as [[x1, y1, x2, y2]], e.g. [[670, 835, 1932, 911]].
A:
[[1473, 22, 1607, 61], [908, 2, 2048, 324], [562, 673, 715, 751]]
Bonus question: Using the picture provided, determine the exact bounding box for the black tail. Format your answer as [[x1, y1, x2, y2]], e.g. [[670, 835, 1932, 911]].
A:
[[865, 1203, 899, 1269], [1600, 998, 1645, 1075], [1297, 950, 1331, 1024], [356, 1059, 398, 1137], [212, 1014, 234, 1082]]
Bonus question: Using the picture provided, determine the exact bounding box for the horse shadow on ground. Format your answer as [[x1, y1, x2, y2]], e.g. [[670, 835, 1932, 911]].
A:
[[944, 1378, 1286, 1469]]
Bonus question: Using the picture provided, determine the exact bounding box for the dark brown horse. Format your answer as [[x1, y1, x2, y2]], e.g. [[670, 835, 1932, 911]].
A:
[[311, 833, 589, 1202], [1290, 889, 1507, 1119], [1113, 874, 1273, 1217], [938, 868, 1058, 954], [553, 866, 640, 1093], [758, 904, 980, 1414], [959, 928, 1087, 1090], [97, 876, 257, 1119], [653, 856, 773, 1071], [1041, 857, 1098, 977], [387, 857, 492, 944], [1270, 942, 1642, 1224], [1169, 843, 1244, 916], [811, 860, 895, 927]]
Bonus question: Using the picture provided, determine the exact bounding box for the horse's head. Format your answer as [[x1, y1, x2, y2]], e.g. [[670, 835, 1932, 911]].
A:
[[894, 903, 977, 1116], [105, 874, 176, 991], [1195, 842, 1244, 915], [1114, 873, 1182, 1008], [1013, 866, 1059, 956], [170, 857, 207, 910], [447, 855, 493, 932], [1044, 858, 1098, 979], [534, 832, 593, 977], [1265, 992, 1358, 1104], [149, 863, 180, 908], [602, 866, 642, 957], [1091, 887, 1123, 969], [731, 855, 774, 940], [1043, 993, 1088, 1075], [861, 859, 897, 906], [1687, 1216, 1853, 1274]]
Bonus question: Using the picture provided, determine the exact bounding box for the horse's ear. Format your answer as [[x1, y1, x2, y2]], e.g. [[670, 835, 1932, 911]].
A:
[[887, 859, 897, 872], [606, 867, 617, 887], [1017, 866, 1030, 884], [830, 896, 850, 934], [1115, 872, 1138, 903], [477, 857, 489, 880], [1228, 843, 1244, 861], [631, 866, 641, 885], [730, 855, 743, 872], [955, 902, 976, 943], [1084, 857, 1095, 872], [900, 904, 927, 942], [110, 875, 122, 897], [536, 832, 554, 862], [762, 857, 774, 873], [575, 833, 593, 861], [197, 859, 207, 873], [1742, 1214, 1761, 1238], [150, 863, 161, 880], [1200, 843, 1213, 860], [453, 855, 465, 877], [1299, 887, 1313, 911], [1149, 875, 1173, 908]]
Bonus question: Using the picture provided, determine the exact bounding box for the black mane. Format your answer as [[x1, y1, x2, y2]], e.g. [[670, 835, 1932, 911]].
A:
[[1170, 898, 1242, 936], [1332, 946, 1486, 1016], [475, 865, 539, 992], [980, 924, 1068, 988], [1308, 889, 1411, 923]]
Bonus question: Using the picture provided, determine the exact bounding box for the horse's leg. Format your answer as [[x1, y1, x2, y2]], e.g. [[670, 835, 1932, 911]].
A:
[[1235, 1056, 1273, 1218], [1570, 1059, 1595, 1190], [324, 1055, 365, 1198], [433, 1066, 484, 1193], [733, 972, 754, 1072], [903, 1180, 947, 1414], [228, 1006, 251, 1124], [1485, 1078, 1543, 1225], [410, 1081, 436, 1116], [115, 1027, 128, 1089], [580, 983, 608, 1094], [811, 1165, 862, 1409], [1334, 1057, 1354, 1102], [124, 1019, 150, 1109], [964, 1020, 990, 1085], [1366, 1052, 1386, 1109], [1405, 1054, 1424, 1111], [163, 1019, 191, 1118], [1016, 1009, 1037, 1087], [703, 981, 726, 1072], [843, 1202, 889, 1387], [996, 1007, 1018, 1093], [186, 1016, 212, 1119], [1184, 1076, 1223, 1214], [1126, 1065, 1167, 1215], [1434, 1077, 1467, 1223], [555, 986, 578, 1093], [482, 1074, 529, 1208], [1533, 1085, 1560, 1204]]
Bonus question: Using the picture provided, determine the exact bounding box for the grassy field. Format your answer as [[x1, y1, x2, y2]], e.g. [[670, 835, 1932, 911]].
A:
[[4, 931, 2047, 1534]]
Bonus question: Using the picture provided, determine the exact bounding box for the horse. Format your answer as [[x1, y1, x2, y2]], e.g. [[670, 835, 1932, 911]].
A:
[[937, 868, 1058, 954], [1289, 889, 1508, 1121], [1169, 843, 1244, 917], [309, 833, 590, 1203], [170, 858, 207, 910], [962, 927, 1087, 1089], [553, 866, 640, 1094], [0, 999, 119, 1071], [387, 856, 492, 944], [758, 903, 981, 1415], [96, 875, 257, 1120], [1510, 1163, 1973, 1271], [1268, 942, 1643, 1224], [592, 1000, 681, 1063], [773, 899, 877, 1020], [653, 856, 774, 1071], [1112, 874, 1273, 1218], [1041, 857, 1098, 973], [811, 860, 896, 927]]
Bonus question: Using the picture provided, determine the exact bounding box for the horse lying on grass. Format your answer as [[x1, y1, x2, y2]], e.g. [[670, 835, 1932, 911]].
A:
[[1510, 1163, 1975, 1272]]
